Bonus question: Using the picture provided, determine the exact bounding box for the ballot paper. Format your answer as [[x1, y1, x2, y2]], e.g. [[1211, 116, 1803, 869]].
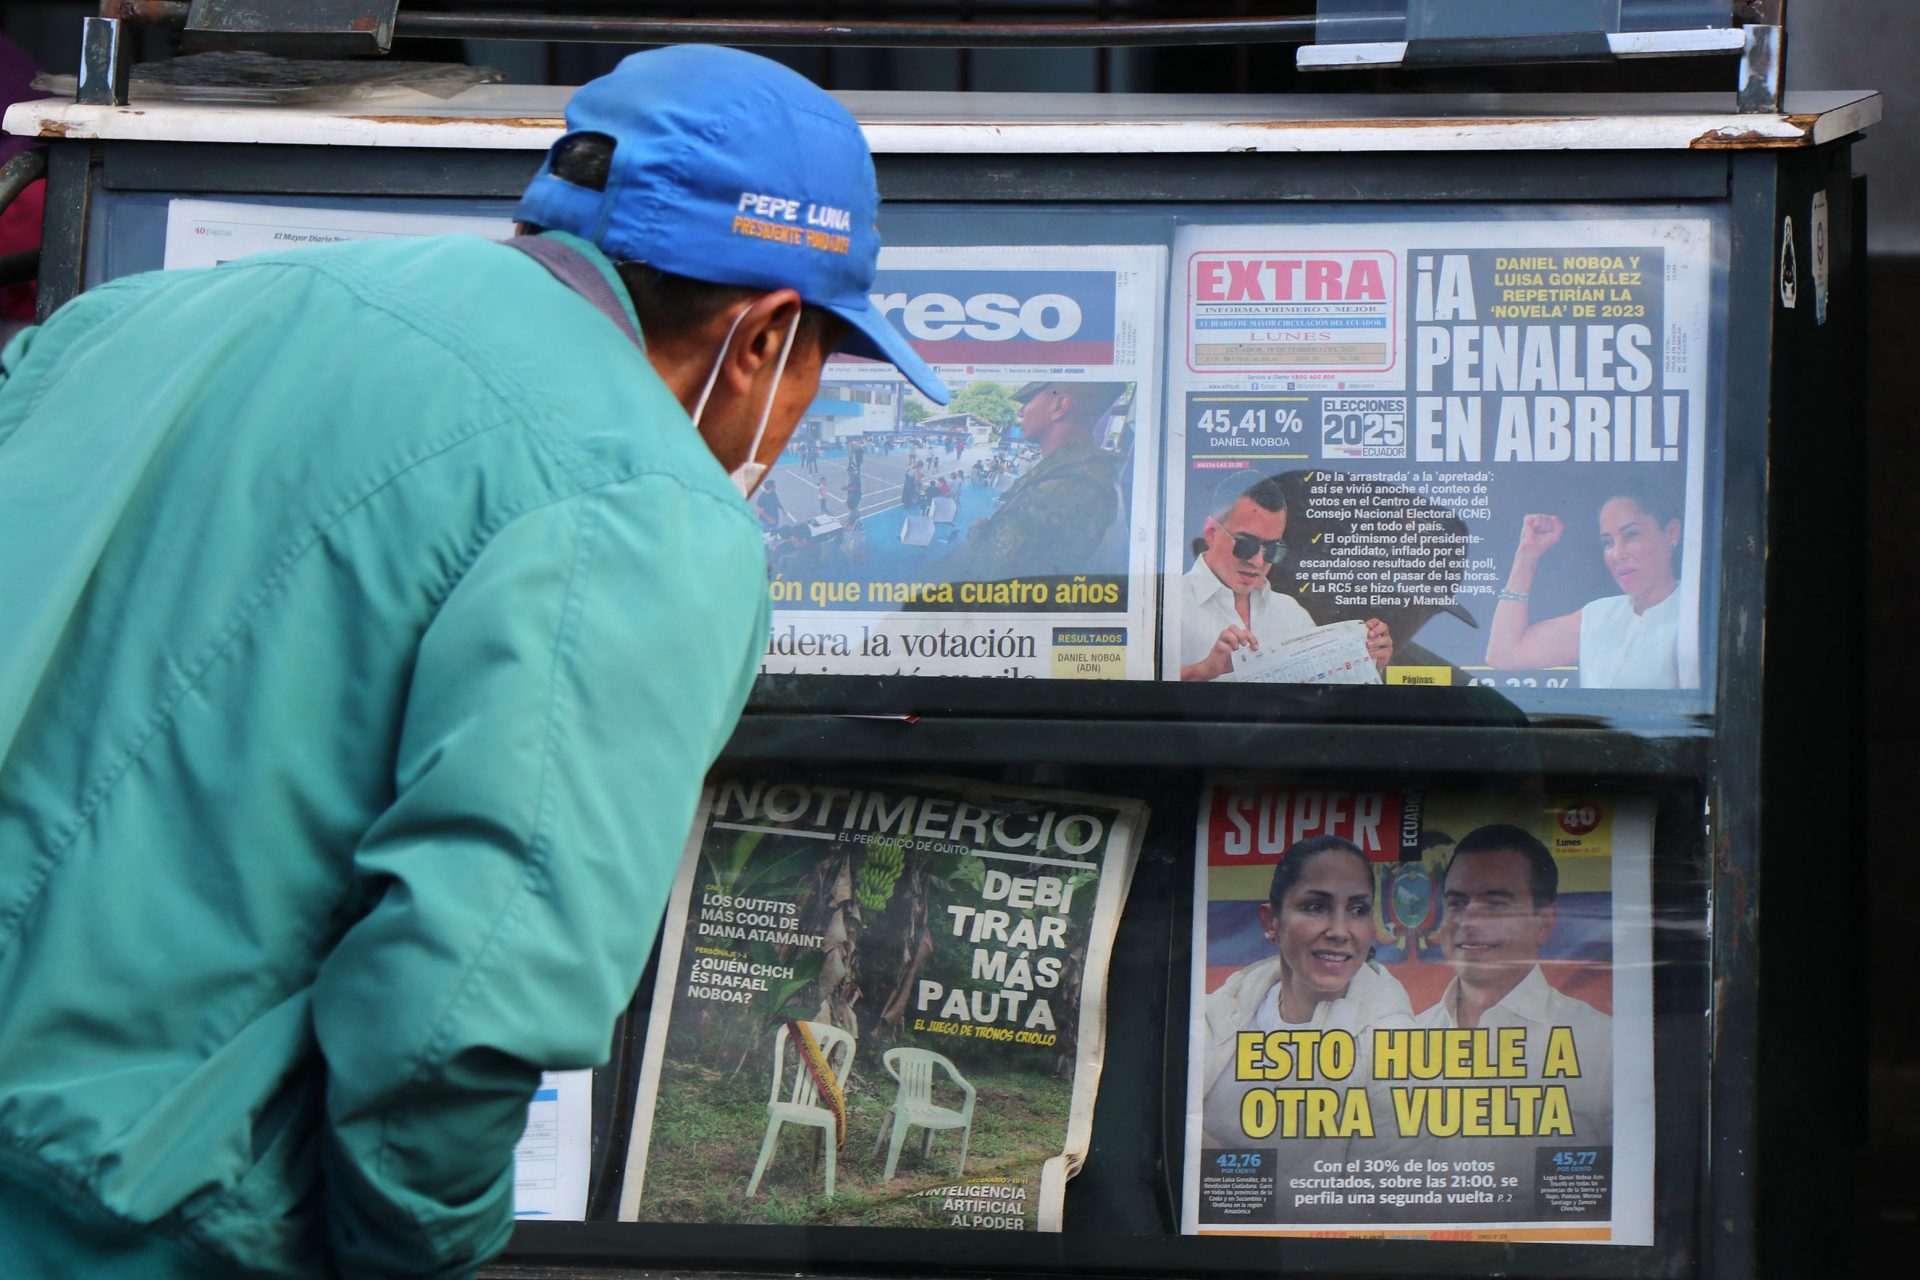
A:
[[1222, 619, 1380, 685]]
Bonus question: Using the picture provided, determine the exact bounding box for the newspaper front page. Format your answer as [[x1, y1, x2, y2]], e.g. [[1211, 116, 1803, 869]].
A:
[[162, 197, 511, 267], [757, 245, 1166, 679], [512, 1069, 592, 1221], [620, 776, 1144, 1230], [1162, 213, 1715, 703], [1184, 782, 1655, 1244]]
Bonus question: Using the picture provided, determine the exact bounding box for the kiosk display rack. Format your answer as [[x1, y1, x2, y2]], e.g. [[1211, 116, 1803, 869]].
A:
[[4, 77, 1877, 1280]]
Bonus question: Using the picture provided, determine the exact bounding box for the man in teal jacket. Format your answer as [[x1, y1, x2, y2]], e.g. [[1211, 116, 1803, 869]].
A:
[[0, 46, 946, 1279]]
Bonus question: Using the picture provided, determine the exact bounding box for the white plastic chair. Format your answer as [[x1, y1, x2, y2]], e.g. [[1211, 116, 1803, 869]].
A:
[[872, 1047, 976, 1180], [745, 1021, 857, 1198]]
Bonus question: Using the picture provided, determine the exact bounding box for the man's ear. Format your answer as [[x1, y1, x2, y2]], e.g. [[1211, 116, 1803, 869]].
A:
[[717, 288, 805, 396], [1533, 901, 1558, 946]]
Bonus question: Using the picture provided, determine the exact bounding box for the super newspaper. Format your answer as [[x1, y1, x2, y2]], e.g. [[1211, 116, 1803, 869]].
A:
[[756, 245, 1165, 680], [620, 776, 1143, 1230], [1162, 213, 1716, 705], [1184, 782, 1655, 1244]]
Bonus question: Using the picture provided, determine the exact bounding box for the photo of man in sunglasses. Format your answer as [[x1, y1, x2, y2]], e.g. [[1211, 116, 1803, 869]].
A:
[[1178, 473, 1393, 681]]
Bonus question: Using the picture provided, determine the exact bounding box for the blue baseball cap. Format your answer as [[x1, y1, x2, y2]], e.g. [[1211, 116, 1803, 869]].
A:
[[517, 45, 949, 405]]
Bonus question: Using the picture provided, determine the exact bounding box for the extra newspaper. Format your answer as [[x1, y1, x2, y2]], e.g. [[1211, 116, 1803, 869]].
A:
[[1162, 214, 1715, 704], [1183, 783, 1654, 1244], [757, 245, 1166, 679], [620, 776, 1144, 1230]]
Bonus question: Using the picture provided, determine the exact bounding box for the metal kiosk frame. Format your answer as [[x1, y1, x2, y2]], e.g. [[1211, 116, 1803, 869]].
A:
[[3, 78, 1879, 1280]]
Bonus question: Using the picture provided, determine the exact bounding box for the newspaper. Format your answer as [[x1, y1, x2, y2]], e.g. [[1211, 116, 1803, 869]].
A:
[[162, 198, 511, 268], [1184, 782, 1654, 1244], [757, 245, 1165, 679], [512, 1069, 592, 1221], [1162, 213, 1715, 705], [619, 776, 1144, 1230]]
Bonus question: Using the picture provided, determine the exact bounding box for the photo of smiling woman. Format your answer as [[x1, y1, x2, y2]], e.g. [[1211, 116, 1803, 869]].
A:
[[1198, 836, 1414, 1149], [1483, 488, 1686, 689]]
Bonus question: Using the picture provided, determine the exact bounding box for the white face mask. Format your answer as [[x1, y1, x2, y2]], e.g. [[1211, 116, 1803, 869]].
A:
[[689, 305, 802, 499]]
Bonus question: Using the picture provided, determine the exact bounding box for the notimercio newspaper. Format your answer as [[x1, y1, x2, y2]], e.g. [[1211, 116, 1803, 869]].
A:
[[756, 244, 1165, 680], [1184, 782, 1654, 1245], [620, 776, 1143, 1231]]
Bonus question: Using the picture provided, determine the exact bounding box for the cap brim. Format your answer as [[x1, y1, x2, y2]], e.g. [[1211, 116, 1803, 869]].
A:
[[831, 300, 951, 405]]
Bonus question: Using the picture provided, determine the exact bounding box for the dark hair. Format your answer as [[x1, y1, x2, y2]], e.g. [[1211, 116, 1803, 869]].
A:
[[528, 131, 837, 346], [1214, 473, 1288, 523], [1602, 485, 1681, 530], [1443, 823, 1558, 908], [1192, 473, 1289, 557], [615, 262, 759, 337], [1267, 835, 1372, 910], [549, 131, 615, 190]]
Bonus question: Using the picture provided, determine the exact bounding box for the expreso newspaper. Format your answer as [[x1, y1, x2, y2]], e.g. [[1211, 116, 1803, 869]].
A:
[[755, 245, 1165, 680]]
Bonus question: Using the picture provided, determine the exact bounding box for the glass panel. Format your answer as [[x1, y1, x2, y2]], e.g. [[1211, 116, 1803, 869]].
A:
[[591, 759, 1710, 1279], [1413, 1, 1624, 39], [78, 178, 1725, 1279], [754, 202, 1728, 730], [1314, 1, 1728, 41], [92, 189, 1727, 732]]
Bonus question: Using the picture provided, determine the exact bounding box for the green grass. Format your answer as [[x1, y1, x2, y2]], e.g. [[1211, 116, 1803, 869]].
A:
[[634, 1058, 1077, 1228]]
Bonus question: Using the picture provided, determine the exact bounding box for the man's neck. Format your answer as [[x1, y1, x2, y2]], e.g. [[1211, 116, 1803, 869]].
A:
[[1452, 967, 1531, 1028], [1038, 425, 1089, 457]]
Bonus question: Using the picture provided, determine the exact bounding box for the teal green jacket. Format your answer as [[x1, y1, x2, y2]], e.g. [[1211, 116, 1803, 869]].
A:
[[0, 232, 769, 1277]]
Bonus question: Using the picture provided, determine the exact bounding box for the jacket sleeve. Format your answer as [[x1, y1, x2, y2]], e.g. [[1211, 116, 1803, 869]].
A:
[[309, 473, 768, 1279]]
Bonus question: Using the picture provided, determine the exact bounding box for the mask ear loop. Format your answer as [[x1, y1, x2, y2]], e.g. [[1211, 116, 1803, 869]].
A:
[[689, 305, 753, 431], [737, 309, 802, 472]]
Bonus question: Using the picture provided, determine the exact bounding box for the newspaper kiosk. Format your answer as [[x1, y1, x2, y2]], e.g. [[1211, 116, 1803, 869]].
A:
[[4, 51, 1875, 1280]]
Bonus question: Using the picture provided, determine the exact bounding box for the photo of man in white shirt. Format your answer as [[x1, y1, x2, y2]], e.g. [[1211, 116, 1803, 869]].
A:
[[1414, 823, 1615, 1211], [1177, 474, 1393, 681]]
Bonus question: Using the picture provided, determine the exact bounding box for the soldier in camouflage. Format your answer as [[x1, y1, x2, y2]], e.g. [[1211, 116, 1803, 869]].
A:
[[941, 380, 1129, 580]]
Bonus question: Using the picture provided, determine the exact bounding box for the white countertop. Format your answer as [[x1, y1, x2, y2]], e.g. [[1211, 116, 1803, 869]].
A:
[[4, 87, 1881, 154]]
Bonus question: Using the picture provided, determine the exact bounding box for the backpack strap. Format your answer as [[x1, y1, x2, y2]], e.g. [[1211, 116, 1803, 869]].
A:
[[504, 235, 644, 353]]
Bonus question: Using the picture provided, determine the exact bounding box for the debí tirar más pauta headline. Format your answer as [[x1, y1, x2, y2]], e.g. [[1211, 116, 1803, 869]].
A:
[[712, 780, 1113, 1038]]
